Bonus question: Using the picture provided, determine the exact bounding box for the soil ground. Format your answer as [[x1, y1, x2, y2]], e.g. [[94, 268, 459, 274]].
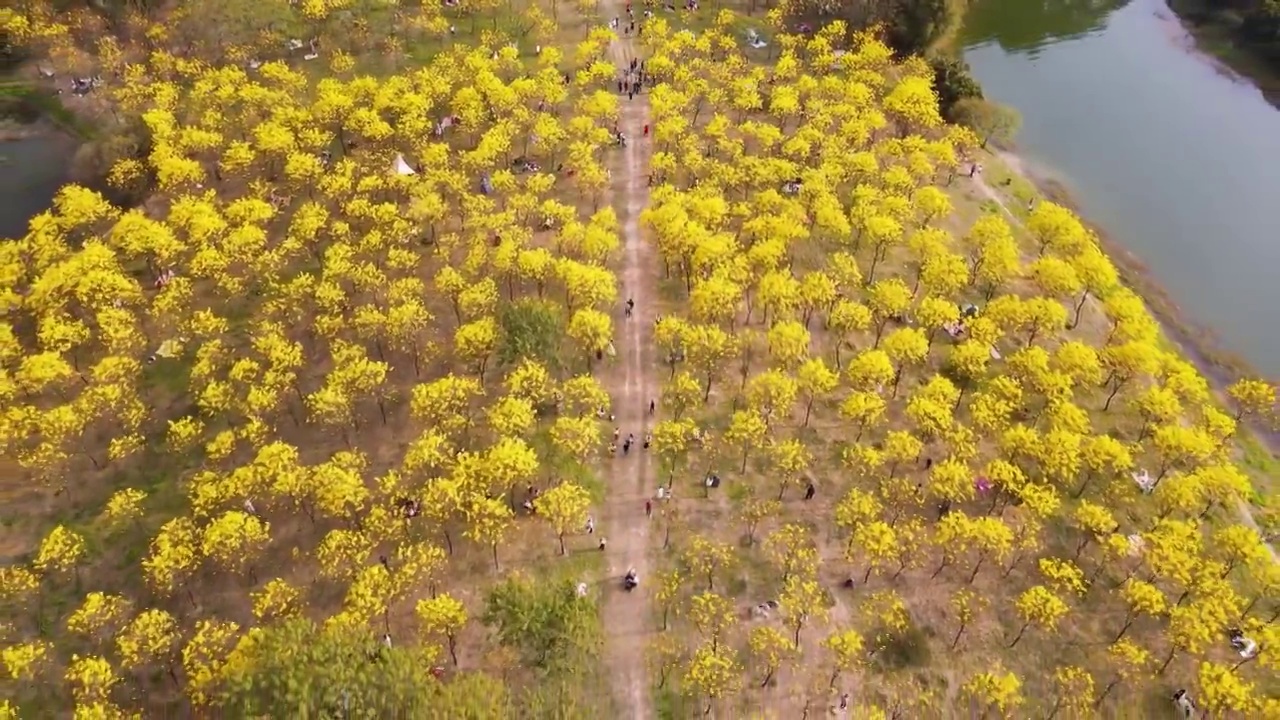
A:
[[595, 4, 660, 717]]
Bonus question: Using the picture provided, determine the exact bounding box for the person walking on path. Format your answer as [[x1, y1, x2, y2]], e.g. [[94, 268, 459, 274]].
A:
[[648, 399, 655, 415], [645, 500, 653, 518]]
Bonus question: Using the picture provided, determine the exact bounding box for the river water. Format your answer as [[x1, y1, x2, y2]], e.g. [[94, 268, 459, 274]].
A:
[[0, 134, 76, 240], [962, 0, 1280, 377]]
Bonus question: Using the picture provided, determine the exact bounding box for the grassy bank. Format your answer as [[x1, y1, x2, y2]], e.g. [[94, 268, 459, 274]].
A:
[[931, 2, 1277, 413], [1167, 0, 1280, 107], [989, 148, 1270, 383], [976, 145, 1279, 506], [0, 80, 95, 139]]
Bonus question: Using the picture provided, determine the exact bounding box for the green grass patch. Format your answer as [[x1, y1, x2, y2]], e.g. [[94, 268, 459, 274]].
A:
[[654, 683, 694, 720], [1237, 431, 1278, 504], [0, 81, 96, 139]]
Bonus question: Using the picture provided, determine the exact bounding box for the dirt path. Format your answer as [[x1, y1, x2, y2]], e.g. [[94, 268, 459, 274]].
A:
[[596, 6, 659, 717], [971, 168, 1277, 559]]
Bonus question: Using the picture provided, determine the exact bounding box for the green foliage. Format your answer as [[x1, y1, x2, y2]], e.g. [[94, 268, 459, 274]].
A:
[[950, 98, 1022, 149], [482, 573, 601, 673], [784, 0, 965, 55], [931, 56, 984, 117], [1173, 0, 1280, 74], [497, 300, 565, 371], [0, 83, 93, 138], [217, 618, 508, 718], [870, 623, 933, 671]]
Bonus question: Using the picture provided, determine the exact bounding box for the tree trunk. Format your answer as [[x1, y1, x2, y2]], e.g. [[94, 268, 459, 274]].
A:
[[1113, 616, 1134, 644], [1007, 622, 1029, 648], [967, 554, 986, 584], [1103, 381, 1122, 411], [1070, 291, 1090, 328], [1093, 678, 1121, 708]]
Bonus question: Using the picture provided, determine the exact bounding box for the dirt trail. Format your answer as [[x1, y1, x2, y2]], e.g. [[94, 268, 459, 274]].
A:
[[595, 5, 659, 717], [971, 168, 1276, 560]]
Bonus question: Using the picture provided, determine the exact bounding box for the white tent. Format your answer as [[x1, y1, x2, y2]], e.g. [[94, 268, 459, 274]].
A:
[[393, 154, 416, 176]]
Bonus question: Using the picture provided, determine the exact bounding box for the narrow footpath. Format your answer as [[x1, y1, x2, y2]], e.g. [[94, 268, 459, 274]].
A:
[[596, 3, 659, 717]]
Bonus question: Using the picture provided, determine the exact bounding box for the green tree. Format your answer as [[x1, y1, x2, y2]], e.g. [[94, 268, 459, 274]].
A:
[[498, 300, 564, 369], [482, 574, 599, 672], [218, 618, 463, 717], [951, 99, 1021, 149]]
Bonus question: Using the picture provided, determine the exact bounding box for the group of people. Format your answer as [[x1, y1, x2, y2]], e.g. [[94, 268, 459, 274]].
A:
[[616, 56, 649, 101], [612, 1, 650, 38], [609, 427, 652, 456]]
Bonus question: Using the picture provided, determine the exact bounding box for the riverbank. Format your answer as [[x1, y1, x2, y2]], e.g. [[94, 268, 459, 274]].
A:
[[977, 145, 1279, 497], [0, 132, 81, 239], [0, 79, 91, 238], [992, 148, 1266, 383], [1166, 0, 1280, 108], [0, 81, 95, 140], [981, 146, 1252, 381], [973, 144, 1278, 546]]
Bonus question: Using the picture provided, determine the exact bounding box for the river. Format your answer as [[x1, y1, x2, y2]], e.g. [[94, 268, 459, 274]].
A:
[[0, 133, 77, 240], [962, 0, 1280, 377]]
